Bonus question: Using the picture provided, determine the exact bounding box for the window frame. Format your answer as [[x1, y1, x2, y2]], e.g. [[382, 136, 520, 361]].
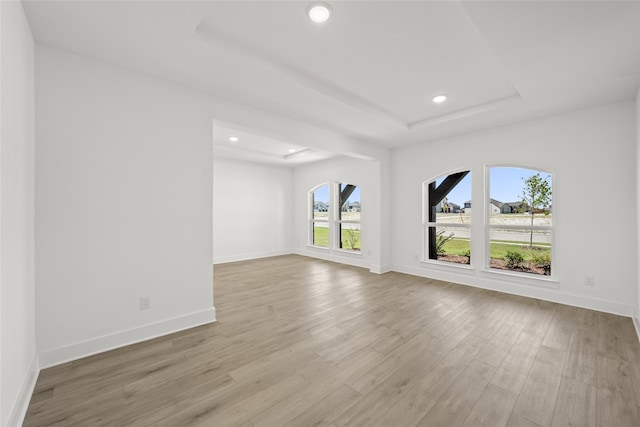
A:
[[335, 182, 361, 253], [309, 182, 331, 249], [308, 182, 362, 254], [485, 165, 554, 279], [421, 170, 472, 266]]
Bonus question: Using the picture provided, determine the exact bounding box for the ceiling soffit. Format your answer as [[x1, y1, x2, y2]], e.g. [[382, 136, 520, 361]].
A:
[[194, 1, 522, 133]]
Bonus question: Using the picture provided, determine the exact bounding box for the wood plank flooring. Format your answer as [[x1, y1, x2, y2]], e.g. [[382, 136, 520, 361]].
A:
[[23, 255, 640, 426]]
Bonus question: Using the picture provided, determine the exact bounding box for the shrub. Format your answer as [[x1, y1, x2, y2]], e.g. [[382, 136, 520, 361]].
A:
[[343, 228, 360, 250], [531, 252, 551, 275], [462, 249, 471, 264], [435, 229, 455, 255], [504, 250, 524, 269]]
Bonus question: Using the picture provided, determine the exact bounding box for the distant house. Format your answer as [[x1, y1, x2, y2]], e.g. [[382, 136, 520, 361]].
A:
[[435, 197, 461, 213], [504, 201, 527, 213], [345, 201, 361, 212], [489, 199, 503, 214], [464, 199, 527, 214], [314, 201, 328, 212]]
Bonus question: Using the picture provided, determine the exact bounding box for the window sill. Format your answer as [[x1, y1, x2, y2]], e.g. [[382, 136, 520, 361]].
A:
[[305, 246, 363, 258], [333, 249, 363, 258], [420, 259, 474, 275], [307, 245, 330, 251], [480, 268, 559, 289]]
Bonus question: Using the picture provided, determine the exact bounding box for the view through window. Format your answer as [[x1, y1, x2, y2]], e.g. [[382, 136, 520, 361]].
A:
[[311, 184, 329, 248], [488, 167, 552, 276], [338, 183, 361, 252], [423, 171, 471, 264]]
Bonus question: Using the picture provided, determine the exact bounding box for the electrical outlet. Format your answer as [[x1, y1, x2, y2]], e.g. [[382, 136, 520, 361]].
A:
[[584, 276, 595, 287], [414, 254, 419, 261], [139, 296, 151, 310]]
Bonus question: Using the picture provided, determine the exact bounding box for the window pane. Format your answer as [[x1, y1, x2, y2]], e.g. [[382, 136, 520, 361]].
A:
[[489, 229, 551, 275], [427, 172, 471, 224], [489, 167, 552, 226], [312, 184, 329, 220], [313, 222, 329, 247], [339, 223, 360, 251], [426, 226, 470, 264], [338, 183, 360, 222]]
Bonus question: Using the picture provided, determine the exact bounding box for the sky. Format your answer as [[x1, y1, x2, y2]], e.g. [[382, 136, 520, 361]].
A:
[[437, 167, 552, 207], [312, 168, 552, 207], [312, 183, 360, 204]]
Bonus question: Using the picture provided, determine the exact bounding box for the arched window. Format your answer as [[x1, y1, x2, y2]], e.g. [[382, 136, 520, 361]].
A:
[[309, 182, 362, 252], [488, 167, 552, 276], [423, 171, 471, 264], [310, 184, 330, 248]]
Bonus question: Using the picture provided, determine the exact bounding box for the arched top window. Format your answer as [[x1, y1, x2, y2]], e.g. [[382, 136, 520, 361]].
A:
[[308, 182, 361, 252], [423, 171, 471, 264], [310, 183, 330, 247]]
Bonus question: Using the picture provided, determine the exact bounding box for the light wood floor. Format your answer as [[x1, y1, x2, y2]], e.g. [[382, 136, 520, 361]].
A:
[[24, 255, 640, 426]]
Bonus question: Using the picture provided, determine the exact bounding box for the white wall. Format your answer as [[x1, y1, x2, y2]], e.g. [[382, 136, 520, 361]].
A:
[[0, 2, 37, 426], [36, 46, 215, 367], [392, 101, 637, 316], [293, 156, 389, 272], [636, 86, 640, 331], [213, 157, 293, 263]]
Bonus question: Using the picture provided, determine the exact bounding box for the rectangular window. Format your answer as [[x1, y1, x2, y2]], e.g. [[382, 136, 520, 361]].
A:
[[337, 183, 360, 252], [423, 171, 471, 264], [488, 167, 552, 276]]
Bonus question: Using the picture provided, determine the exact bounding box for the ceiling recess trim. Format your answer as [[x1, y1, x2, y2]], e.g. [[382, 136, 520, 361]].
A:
[[193, 21, 408, 130], [408, 94, 523, 130]]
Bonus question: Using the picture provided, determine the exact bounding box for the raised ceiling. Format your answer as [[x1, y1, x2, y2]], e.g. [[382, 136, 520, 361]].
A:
[[23, 1, 640, 164]]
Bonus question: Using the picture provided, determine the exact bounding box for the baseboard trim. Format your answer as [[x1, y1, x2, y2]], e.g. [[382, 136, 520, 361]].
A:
[[213, 249, 294, 265], [39, 307, 216, 369], [7, 354, 39, 427], [370, 264, 393, 274], [633, 316, 640, 344], [393, 263, 635, 318]]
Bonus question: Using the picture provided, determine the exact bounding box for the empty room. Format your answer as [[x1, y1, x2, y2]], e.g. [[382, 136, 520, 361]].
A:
[[2, 0, 640, 426]]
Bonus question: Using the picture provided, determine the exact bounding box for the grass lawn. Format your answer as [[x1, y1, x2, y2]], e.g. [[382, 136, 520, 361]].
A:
[[442, 238, 550, 261], [313, 227, 361, 250]]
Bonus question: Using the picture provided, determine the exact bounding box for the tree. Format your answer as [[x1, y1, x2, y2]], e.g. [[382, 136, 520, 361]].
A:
[[521, 173, 552, 248]]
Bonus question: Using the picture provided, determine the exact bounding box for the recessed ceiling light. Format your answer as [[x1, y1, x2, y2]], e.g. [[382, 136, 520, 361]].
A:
[[229, 136, 239, 142], [307, 2, 332, 23], [432, 95, 447, 104], [288, 148, 296, 153]]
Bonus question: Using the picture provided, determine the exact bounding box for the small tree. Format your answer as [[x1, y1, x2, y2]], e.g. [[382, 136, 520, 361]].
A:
[[521, 173, 552, 249], [343, 228, 360, 250], [435, 229, 455, 255]]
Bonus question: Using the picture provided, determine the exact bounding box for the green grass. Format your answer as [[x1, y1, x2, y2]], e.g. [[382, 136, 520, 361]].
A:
[[314, 230, 548, 260], [313, 227, 329, 247], [312, 227, 361, 250], [439, 238, 470, 255], [441, 238, 550, 261]]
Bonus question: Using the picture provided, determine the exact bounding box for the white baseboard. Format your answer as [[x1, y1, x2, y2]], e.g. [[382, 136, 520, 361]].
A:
[[7, 354, 39, 427], [213, 249, 293, 264], [39, 308, 216, 369], [393, 263, 636, 318], [370, 264, 393, 274]]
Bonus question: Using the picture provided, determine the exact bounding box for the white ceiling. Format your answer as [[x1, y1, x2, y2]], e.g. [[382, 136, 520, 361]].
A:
[[23, 1, 640, 165]]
